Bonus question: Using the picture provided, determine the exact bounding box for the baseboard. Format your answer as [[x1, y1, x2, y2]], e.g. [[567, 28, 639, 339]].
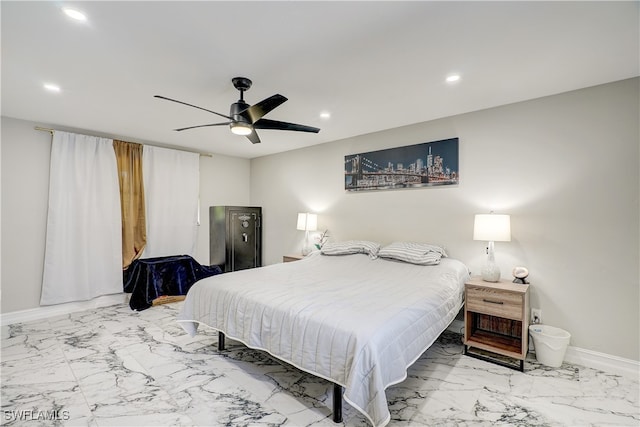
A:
[[562, 345, 639, 379], [1, 293, 128, 326], [446, 319, 639, 379]]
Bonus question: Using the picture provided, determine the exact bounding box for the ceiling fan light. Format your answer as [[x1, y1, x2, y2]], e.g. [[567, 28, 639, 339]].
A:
[[230, 122, 253, 136]]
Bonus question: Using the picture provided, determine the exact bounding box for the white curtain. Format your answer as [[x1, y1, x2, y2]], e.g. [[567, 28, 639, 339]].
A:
[[41, 132, 122, 305], [141, 146, 199, 258]]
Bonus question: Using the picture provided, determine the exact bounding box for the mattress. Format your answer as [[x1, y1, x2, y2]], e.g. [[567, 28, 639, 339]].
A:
[[177, 251, 469, 426]]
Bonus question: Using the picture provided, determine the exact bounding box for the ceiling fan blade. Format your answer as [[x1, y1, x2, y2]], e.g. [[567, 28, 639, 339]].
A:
[[243, 94, 288, 123], [254, 118, 320, 133], [155, 95, 232, 120], [246, 130, 261, 144], [174, 122, 232, 132]]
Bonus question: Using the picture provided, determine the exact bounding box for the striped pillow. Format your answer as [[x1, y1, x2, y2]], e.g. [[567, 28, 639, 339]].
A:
[[378, 242, 447, 265], [321, 240, 381, 259]]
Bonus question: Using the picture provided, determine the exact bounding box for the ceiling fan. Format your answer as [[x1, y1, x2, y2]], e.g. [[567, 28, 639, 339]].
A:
[[155, 77, 320, 144]]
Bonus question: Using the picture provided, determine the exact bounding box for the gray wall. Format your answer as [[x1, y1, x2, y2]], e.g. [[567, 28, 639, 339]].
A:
[[250, 78, 639, 361], [0, 116, 251, 313], [2, 79, 638, 361]]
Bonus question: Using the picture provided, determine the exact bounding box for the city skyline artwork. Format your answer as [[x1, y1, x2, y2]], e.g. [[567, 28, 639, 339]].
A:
[[344, 137, 459, 191]]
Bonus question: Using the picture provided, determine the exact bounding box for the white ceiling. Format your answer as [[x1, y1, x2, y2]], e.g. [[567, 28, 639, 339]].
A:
[[2, 1, 638, 159]]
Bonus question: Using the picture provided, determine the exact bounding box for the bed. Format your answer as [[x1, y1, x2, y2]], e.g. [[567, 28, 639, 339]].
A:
[[177, 246, 469, 427]]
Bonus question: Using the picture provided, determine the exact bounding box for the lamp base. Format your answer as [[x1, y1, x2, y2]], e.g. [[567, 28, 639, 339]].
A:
[[481, 241, 501, 282], [481, 262, 501, 282], [301, 230, 312, 256]]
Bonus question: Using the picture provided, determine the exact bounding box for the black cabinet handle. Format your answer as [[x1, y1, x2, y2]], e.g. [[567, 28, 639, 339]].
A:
[[483, 299, 504, 305]]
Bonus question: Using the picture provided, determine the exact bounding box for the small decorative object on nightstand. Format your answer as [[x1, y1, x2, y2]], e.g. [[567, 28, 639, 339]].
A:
[[283, 255, 304, 263], [464, 276, 529, 371], [512, 266, 529, 284], [314, 229, 330, 250]]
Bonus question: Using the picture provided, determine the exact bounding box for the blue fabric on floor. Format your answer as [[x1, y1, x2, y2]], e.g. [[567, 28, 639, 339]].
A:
[[124, 255, 222, 311]]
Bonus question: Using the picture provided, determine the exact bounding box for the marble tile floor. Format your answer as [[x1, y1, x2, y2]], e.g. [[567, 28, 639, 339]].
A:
[[1, 302, 638, 427]]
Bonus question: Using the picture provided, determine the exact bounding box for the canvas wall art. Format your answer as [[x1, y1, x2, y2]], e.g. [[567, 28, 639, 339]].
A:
[[345, 137, 459, 191]]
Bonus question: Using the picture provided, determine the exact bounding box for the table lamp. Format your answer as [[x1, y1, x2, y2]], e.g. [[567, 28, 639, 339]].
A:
[[473, 213, 511, 282], [297, 212, 317, 256]]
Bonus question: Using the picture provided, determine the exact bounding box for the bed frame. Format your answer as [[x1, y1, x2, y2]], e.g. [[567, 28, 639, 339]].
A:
[[217, 331, 343, 423]]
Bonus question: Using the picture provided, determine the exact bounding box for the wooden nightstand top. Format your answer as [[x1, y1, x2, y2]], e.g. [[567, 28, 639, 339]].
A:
[[466, 276, 529, 294], [283, 254, 304, 262]]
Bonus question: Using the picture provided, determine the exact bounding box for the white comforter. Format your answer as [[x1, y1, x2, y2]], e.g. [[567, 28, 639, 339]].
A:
[[177, 252, 469, 426]]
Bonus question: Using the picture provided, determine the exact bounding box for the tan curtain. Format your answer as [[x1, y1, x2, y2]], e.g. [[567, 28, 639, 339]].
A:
[[113, 140, 147, 268]]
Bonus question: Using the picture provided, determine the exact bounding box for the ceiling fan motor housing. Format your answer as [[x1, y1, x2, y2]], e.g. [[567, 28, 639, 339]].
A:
[[230, 100, 251, 125]]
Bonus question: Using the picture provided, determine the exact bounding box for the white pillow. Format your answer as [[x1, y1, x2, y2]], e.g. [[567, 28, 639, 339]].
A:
[[321, 240, 381, 259], [378, 242, 447, 265]]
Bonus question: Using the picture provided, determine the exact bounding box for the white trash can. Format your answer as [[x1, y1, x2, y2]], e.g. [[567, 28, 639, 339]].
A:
[[529, 325, 571, 367]]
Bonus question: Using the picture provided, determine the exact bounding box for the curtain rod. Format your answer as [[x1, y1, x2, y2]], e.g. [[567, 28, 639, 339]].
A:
[[34, 126, 213, 158]]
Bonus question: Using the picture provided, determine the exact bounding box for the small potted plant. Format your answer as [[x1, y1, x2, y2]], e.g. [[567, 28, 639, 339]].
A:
[[314, 230, 330, 250]]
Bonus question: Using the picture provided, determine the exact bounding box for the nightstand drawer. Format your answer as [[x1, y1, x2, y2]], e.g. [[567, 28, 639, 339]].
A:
[[466, 286, 523, 320]]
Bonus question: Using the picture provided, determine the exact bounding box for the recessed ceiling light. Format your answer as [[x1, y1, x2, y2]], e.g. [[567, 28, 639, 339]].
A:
[[446, 74, 461, 83], [62, 7, 87, 21], [44, 83, 61, 93], [320, 111, 331, 119]]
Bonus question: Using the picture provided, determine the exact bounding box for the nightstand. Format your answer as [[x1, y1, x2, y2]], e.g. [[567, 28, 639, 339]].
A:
[[464, 276, 530, 371], [283, 255, 303, 263]]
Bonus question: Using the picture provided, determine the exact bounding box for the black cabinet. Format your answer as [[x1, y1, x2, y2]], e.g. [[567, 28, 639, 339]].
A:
[[209, 206, 262, 272]]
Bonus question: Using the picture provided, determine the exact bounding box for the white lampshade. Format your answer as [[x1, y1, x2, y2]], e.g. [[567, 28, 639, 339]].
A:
[[296, 212, 317, 231], [473, 214, 511, 242]]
